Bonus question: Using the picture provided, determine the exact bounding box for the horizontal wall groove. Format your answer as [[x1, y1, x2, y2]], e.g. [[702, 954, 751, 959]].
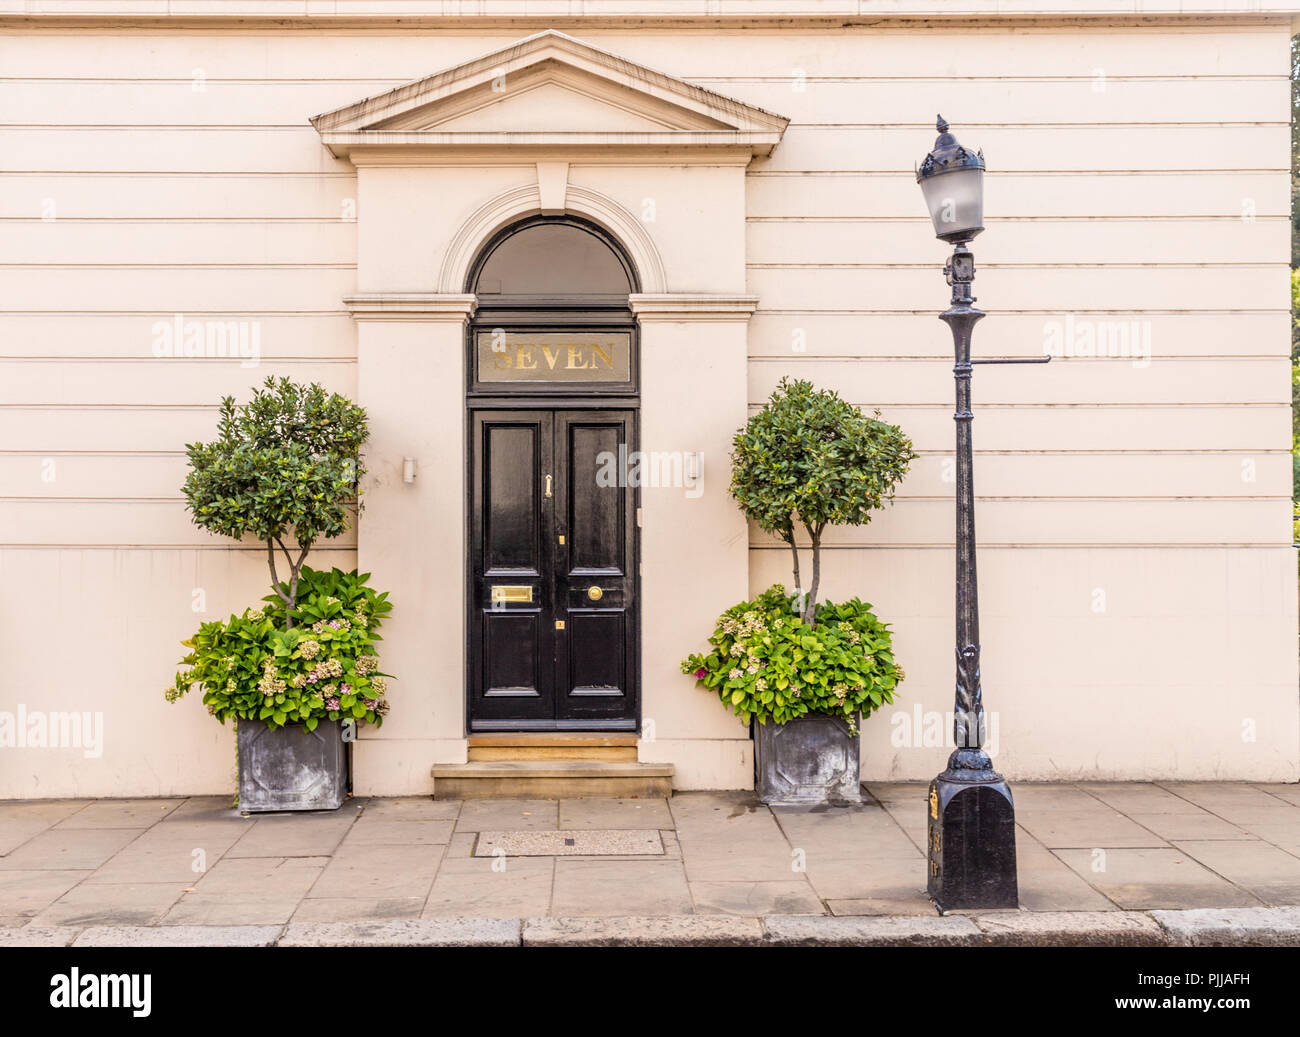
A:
[[1, 122, 1288, 130], [0, 263, 357, 270], [748, 543, 1295, 550], [0, 544, 356, 551], [4, 495, 1288, 504], [746, 355, 1290, 362], [748, 168, 1289, 176], [746, 215, 1291, 222], [753, 308, 1290, 316], [744, 262, 1290, 270], [0, 310, 353, 316], [4, 447, 1290, 457], [0, 75, 1286, 84]]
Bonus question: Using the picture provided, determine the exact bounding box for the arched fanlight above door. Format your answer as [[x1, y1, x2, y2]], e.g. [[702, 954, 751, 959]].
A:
[[470, 216, 637, 304], [466, 215, 639, 396]]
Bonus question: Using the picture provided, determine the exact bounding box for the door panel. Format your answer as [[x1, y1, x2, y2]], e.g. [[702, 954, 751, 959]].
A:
[[469, 408, 637, 729], [483, 613, 543, 698], [471, 412, 552, 724], [553, 411, 637, 721], [567, 423, 625, 574], [484, 424, 541, 573]]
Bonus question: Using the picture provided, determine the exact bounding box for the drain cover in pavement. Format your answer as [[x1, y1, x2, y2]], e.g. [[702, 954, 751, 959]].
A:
[[475, 830, 663, 857]]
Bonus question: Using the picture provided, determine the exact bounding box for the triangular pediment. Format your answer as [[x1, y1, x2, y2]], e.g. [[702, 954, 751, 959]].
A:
[[311, 30, 788, 159]]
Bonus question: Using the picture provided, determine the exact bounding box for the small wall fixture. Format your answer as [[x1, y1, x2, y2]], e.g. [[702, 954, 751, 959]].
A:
[[686, 451, 703, 482], [402, 457, 416, 484]]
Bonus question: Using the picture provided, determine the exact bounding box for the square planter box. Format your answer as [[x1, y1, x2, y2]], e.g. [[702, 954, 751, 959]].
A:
[[754, 714, 861, 806], [237, 719, 348, 812]]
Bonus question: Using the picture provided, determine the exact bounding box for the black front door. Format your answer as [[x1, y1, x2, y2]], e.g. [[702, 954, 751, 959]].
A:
[[469, 409, 638, 730]]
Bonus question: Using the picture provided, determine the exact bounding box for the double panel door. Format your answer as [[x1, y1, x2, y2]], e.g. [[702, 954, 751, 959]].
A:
[[469, 409, 638, 729]]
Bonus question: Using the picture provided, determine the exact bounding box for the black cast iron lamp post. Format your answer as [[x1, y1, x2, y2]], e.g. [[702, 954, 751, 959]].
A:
[[916, 116, 1048, 911]]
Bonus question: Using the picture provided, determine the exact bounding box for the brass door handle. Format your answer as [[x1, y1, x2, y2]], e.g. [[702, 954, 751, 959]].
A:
[[544, 474, 553, 499], [587, 585, 603, 602]]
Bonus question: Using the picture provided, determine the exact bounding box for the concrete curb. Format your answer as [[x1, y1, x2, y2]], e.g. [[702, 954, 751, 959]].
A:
[[970, 911, 1166, 947], [522, 916, 761, 946], [71, 925, 282, 947], [764, 914, 981, 946], [3, 908, 1300, 947], [279, 919, 520, 947], [1150, 907, 1300, 947]]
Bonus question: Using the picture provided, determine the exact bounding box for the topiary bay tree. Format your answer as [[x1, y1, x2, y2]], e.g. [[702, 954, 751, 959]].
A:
[[730, 377, 916, 627], [182, 376, 369, 628]]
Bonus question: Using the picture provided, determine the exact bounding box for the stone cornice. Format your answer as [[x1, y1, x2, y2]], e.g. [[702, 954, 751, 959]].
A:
[[629, 294, 759, 321], [344, 293, 477, 322], [0, 5, 1293, 29]]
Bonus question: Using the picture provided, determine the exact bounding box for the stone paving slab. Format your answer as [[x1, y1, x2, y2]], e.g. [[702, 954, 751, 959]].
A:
[[353, 798, 462, 820], [292, 896, 426, 922], [0, 827, 145, 871], [557, 798, 674, 830], [279, 918, 519, 946], [552, 858, 693, 916], [523, 915, 761, 946], [33, 882, 190, 927], [690, 880, 825, 916], [0, 869, 92, 925], [306, 843, 441, 900], [423, 856, 554, 918], [1052, 847, 1263, 910], [454, 799, 557, 832], [341, 818, 456, 847], [225, 813, 356, 858], [54, 801, 185, 830]]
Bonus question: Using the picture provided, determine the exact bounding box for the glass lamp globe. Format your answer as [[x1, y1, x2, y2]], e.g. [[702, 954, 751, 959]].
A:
[[916, 116, 985, 243]]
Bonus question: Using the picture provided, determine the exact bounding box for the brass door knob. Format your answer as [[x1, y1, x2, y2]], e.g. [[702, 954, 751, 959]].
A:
[[587, 585, 603, 602]]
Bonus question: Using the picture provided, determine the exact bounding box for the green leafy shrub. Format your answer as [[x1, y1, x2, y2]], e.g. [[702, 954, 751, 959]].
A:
[[167, 567, 393, 731], [730, 378, 915, 626], [181, 377, 368, 626], [680, 585, 904, 734]]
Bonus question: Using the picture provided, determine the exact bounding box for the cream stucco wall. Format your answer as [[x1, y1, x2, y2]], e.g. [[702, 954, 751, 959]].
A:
[[1, 5, 1297, 797]]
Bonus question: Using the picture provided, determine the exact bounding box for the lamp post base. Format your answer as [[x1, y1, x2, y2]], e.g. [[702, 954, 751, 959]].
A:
[[926, 748, 1018, 911]]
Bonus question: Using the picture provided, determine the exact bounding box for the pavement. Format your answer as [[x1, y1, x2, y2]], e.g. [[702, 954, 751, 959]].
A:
[[2, 781, 1300, 946]]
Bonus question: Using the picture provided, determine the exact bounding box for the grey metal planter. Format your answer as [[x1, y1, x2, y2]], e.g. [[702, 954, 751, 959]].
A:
[[237, 719, 348, 812], [754, 714, 861, 806]]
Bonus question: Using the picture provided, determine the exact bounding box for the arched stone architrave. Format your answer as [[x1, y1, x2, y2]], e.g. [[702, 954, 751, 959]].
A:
[[437, 181, 668, 295]]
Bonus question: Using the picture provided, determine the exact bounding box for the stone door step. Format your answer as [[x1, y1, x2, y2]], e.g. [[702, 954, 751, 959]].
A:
[[431, 759, 673, 799], [467, 733, 638, 762]]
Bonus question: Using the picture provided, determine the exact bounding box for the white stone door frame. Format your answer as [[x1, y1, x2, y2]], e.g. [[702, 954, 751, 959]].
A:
[[314, 29, 787, 792]]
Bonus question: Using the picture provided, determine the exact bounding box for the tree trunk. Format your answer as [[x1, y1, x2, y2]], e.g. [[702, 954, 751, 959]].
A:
[[803, 525, 823, 628], [785, 528, 803, 614], [269, 537, 310, 630], [266, 540, 293, 625]]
